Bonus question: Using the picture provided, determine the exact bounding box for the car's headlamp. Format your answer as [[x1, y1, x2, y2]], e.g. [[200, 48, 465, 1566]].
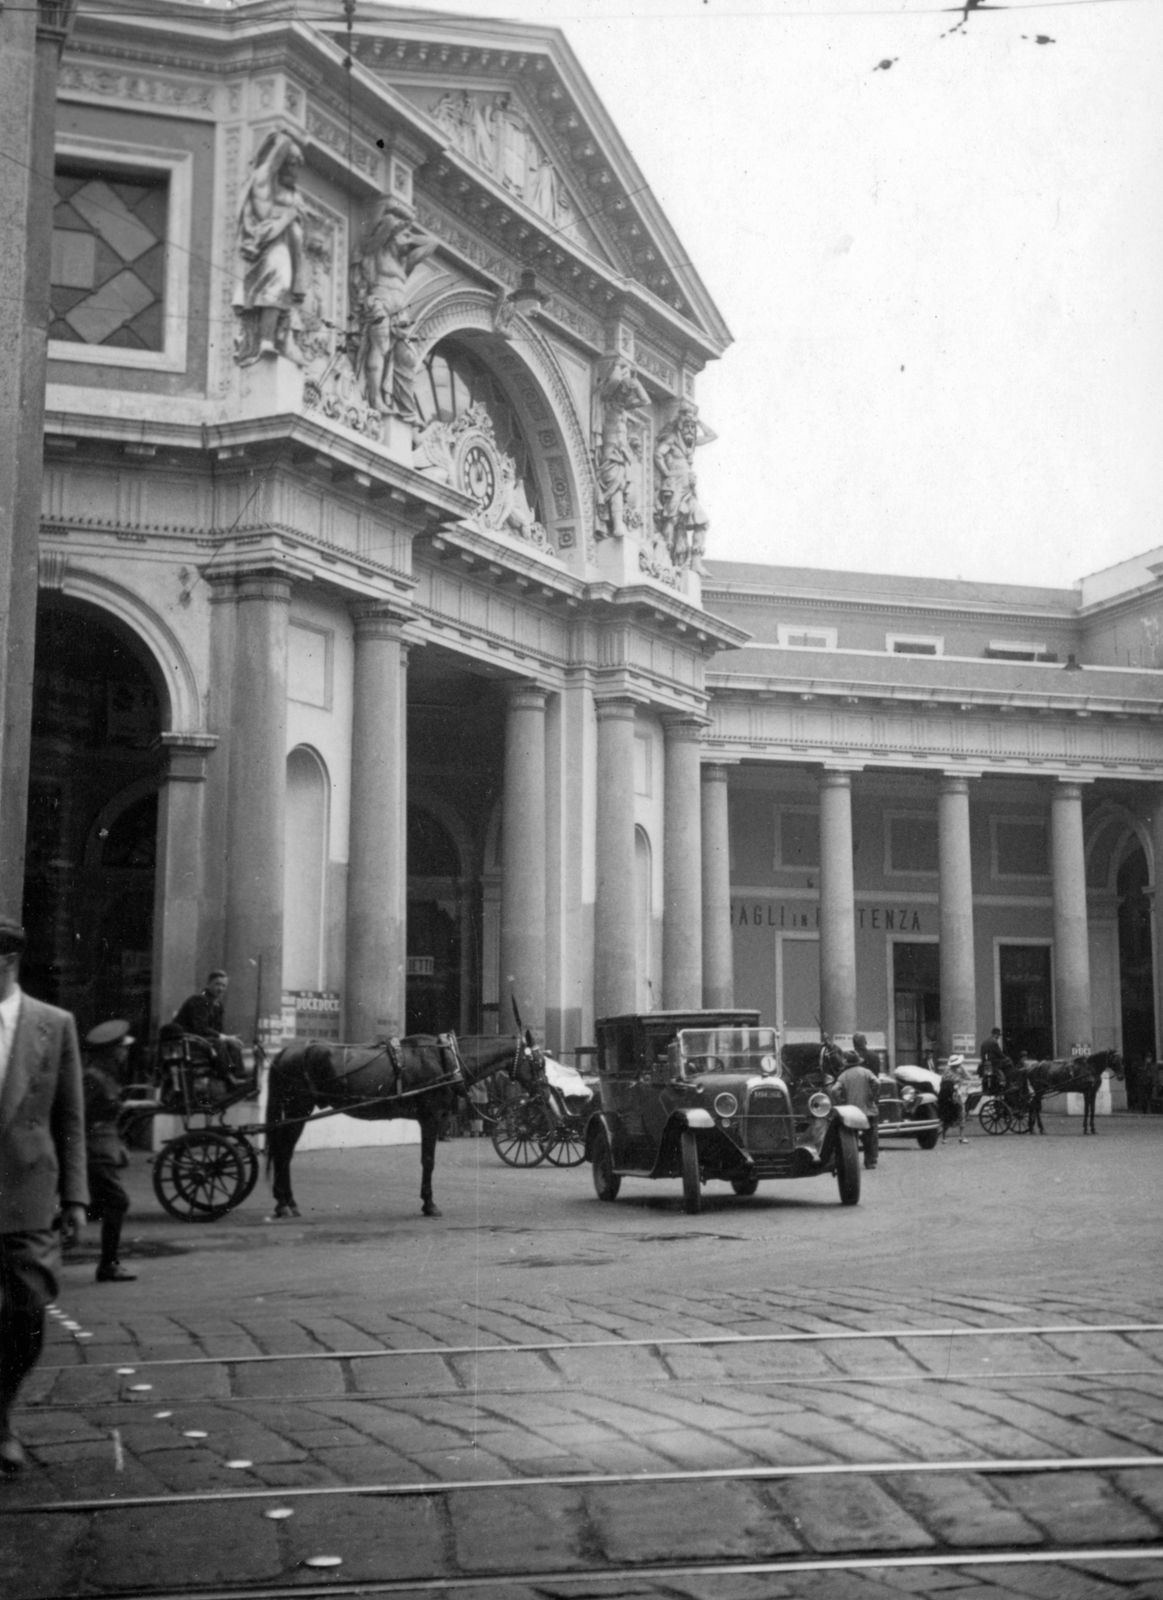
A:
[[713, 1092, 738, 1119], [808, 1092, 833, 1119], [900, 1085, 916, 1102]]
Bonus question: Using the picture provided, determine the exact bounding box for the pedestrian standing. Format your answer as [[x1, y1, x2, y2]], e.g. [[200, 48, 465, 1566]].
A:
[[0, 917, 87, 1473], [835, 1052, 880, 1170], [939, 1056, 970, 1144], [82, 1021, 136, 1284]]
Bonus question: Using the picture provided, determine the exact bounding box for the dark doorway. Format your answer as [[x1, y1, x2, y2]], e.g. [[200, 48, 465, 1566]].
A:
[[1117, 844, 1155, 1063], [998, 943, 1054, 1060], [22, 597, 164, 1037], [893, 941, 940, 1065], [406, 807, 463, 1035]]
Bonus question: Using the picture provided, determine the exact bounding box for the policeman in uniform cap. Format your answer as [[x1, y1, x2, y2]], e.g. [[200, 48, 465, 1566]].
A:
[[82, 1020, 136, 1283]]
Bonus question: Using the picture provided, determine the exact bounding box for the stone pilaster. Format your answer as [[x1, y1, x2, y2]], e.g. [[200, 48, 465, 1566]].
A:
[[594, 696, 639, 1019], [500, 683, 548, 1039], [1051, 780, 1093, 1054], [818, 768, 857, 1040], [222, 571, 290, 1042], [938, 774, 977, 1057], [346, 607, 409, 1042], [152, 733, 217, 1032], [662, 716, 705, 1009], [701, 763, 734, 1010]]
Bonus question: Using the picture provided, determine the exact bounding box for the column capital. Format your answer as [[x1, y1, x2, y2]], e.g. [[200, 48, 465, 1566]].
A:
[[594, 694, 642, 724], [701, 760, 738, 783], [205, 567, 293, 606], [661, 712, 710, 744], [819, 767, 856, 790], [154, 731, 218, 784], [939, 773, 975, 796], [505, 681, 551, 712], [1053, 779, 1094, 801], [351, 603, 411, 642]]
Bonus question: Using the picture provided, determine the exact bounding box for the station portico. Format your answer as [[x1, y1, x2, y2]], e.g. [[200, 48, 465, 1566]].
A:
[[16, 0, 1163, 1100]]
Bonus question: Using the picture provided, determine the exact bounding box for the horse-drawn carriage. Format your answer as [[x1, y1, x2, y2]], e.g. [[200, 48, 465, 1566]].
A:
[[487, 1056, 595, 1168]]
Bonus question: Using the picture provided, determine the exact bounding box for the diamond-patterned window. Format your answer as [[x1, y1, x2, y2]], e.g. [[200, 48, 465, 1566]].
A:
[[50, 163, 168, 351]]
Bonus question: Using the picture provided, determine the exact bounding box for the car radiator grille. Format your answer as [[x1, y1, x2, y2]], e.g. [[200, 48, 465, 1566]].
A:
[[743, 1091, 795, 1155]]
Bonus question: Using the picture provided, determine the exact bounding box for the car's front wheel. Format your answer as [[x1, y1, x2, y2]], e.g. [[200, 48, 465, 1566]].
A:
[[591, 1127, 621, 1202], [680, 1128, 702, 1214], [915, 1120, 940, 1150], [835, 1126, 861, 1205]]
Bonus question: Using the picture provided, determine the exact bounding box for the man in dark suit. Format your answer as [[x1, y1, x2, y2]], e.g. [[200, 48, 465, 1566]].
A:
[[0, 917, 88, 1473], [174, 969, 248, 1084]]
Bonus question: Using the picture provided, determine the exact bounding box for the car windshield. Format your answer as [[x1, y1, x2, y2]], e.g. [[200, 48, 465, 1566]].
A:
[[677, 1028, 780, 1077]]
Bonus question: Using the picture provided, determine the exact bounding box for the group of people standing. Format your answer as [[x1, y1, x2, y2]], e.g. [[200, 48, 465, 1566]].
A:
[[0, 922, 248, 1475]]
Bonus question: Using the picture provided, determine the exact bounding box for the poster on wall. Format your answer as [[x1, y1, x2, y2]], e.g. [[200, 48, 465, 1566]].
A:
[[281, 990, 342, 1042]]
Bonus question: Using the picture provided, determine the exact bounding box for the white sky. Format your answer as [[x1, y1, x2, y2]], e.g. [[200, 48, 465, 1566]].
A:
[[409, 0, 1163, 590]]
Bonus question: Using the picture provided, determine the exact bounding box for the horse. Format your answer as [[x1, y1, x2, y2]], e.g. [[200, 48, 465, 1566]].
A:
[[264, 1032, 542, 1218], [1018, 1049, 1124, 1135]]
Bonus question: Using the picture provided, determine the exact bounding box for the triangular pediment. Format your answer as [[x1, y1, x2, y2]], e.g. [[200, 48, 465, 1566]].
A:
[[309, 3, 729, 352]]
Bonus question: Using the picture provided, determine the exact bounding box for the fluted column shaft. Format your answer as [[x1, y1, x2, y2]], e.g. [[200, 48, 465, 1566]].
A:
[[500, 684, 548, 1039], [223, 572, 290, 1040], [594, 697, 638, 1018], [701, 764, 734, 1009], [1051, 780, 1092, 1054], [662, 716, 705, 1009], [346, 608, 408, 1041], [818, 768, 857, 1039], [938, 775, 977, 1056]]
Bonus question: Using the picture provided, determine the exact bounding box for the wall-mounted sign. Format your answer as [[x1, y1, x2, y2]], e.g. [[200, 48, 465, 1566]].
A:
[[281, 990, 342, 1042], [407, 956, 435, 977], [732, 901, 925, 934]]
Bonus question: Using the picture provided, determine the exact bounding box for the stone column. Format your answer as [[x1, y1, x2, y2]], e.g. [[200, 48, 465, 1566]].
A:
[[1152, 789, 1163, 1060], [1051, 780, 1093, 1054], [701, 763, 734, 1009], [500, 684, 548, 1039], [937, 774, 977, 1057], [818, 768, 857, 1040], [152, 733, 217, 1031], [662, 716, 705, 1009], [0, 5, 73, 904], [222, 572, 290, 1042], [346, 607, 408, 1041], [594, 696, 638, 1019]]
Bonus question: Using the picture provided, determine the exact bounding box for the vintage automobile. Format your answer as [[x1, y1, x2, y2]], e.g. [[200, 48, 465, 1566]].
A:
[[876, 1060, 942, 1148], [585, 1011, 869, 1213]]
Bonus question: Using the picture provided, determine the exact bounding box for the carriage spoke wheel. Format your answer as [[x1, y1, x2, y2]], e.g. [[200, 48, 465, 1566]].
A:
[[978, 1096, 1013, 1136], [541, 1120, 588, 1167], [491, 1102, 550, 1167], [217, 1129, 261, 1205], [152, 1130, 248, 1221]]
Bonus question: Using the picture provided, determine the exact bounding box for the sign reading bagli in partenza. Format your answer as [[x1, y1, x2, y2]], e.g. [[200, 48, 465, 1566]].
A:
[[732, 902, 925, 932]]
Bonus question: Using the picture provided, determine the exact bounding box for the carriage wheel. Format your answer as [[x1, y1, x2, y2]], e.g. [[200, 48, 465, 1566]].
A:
[[491, 1102, 550, 1167], [152, 1131, 248, 1221], [218, 1129, 261, 1205], [978, 1097, 1012, 1136], [541, 1119, 587, 1167]]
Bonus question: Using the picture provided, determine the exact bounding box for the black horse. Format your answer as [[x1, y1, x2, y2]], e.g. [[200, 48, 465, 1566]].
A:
[[264, 1032, 541, 1218], [1019, 1049, 1124, 1135]]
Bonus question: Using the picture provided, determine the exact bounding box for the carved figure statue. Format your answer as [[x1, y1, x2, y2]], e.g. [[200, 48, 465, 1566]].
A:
[[430, 90, 473, 156], [594, 354, 650, 540], [235, 132, 307, 365], [350, 198, 439, 422], [654, 401, 714, 574]]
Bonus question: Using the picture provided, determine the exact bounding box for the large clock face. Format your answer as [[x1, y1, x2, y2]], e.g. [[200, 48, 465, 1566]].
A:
[[461, 441, 499, 512]]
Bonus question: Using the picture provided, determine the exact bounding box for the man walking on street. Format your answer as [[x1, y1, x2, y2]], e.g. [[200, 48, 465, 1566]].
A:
[[0, 917, 87, 1473], [836, 1046, 880, 1170], [82, 1021, 136, 1283]]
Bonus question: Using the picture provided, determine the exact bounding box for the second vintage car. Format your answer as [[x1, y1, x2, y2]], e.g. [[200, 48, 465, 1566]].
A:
[[585, 1011, 870, 1213]]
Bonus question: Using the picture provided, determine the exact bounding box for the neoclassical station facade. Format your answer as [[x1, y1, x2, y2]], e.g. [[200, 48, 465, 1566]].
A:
[[28, 0, 1163, 1076]]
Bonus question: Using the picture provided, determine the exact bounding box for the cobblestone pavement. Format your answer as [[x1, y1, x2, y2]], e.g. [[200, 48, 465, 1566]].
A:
[[2, 1117, 1162, 1597]]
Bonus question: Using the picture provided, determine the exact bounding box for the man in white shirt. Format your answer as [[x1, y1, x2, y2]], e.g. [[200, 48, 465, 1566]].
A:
[[0, 916, 88, 1473]]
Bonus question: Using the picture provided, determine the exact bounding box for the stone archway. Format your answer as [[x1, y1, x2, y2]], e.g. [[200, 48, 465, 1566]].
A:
[[23, 593, 167, 1035]]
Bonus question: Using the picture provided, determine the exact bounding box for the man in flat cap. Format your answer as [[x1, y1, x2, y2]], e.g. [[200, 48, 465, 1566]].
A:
[[0, 916, 87, 1473], [174, 970, 248, 1086], [82, 1021, 135, 1284]]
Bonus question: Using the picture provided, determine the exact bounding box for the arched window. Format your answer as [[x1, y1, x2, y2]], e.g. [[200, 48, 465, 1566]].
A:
[[416, 339, 544, 528], [284, 747, 329, 991], [635, 826, 653, 1011]]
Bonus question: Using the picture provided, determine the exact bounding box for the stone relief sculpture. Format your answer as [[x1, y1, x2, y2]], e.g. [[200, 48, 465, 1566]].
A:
[[234, 131, 307, 365], [594, 353, 651, 541], [414, 403, 552, 553], [654, 401, 715, 576], [350, 198, 440, 423], [427, 89, 579, 239]]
